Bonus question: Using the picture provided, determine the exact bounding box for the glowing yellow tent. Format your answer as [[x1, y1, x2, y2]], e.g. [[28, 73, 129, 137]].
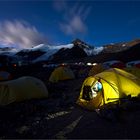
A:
[[77, 68, 140, 110], [49, 66, 75, 83], [0, 76, 48, 105], [88, 64, 105, 76]]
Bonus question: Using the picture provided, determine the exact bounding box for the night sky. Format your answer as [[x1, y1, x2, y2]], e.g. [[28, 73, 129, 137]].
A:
[[0, 0, 140, 48]]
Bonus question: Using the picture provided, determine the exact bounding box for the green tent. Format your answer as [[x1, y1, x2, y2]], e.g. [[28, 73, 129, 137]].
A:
[[0, 76, 48, 105]]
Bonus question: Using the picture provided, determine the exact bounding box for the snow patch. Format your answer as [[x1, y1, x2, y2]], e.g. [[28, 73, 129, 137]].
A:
[[32, 44, 74, 63], [84, 46, 103, 56]]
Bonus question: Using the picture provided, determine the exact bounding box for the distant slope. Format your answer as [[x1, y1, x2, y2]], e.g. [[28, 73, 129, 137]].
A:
[[83, 42, 140, 63], [103, 39, 140, 53], [15, 40, 98, 63], [50, 45, 87, 63], [1, 38, 140, 65]]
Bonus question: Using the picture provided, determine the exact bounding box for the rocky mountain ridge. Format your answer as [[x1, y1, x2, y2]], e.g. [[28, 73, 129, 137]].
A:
[[0, 38, 140, 65]]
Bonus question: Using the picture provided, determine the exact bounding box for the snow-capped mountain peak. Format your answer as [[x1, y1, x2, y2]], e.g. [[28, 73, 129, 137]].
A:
[[31, 43, 74, 62], [84, 46, 104, 56]]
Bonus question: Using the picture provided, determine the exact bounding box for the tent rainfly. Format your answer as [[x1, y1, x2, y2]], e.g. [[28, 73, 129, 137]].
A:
[[77, 68, 140, 110], [49, 66, 75, 83], [0, 76, 48, 105]]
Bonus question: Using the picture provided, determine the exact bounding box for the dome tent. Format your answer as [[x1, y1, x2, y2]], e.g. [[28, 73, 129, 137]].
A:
[[103, 60, 125, 69], [0, 76, 48, 105], [88, 63, 105, 76], [49, 65, 75, 83], [126, 60, 140, 68], [77, 68, 140, 110]]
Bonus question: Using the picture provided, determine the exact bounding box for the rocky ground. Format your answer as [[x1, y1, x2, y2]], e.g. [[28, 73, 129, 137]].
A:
[[1, 68, 140, 139]]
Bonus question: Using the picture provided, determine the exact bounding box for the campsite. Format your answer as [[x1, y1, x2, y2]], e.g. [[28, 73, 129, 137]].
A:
[[1, 60, 140, 139], [1, 1, 140, 138]]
